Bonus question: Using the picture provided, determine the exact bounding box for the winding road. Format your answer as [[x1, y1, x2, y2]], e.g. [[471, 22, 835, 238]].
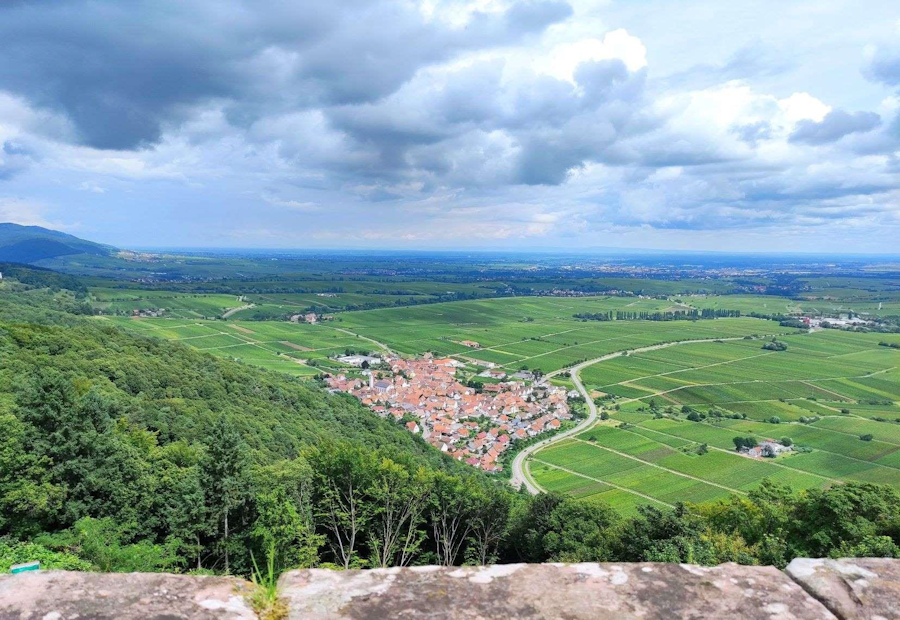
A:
[[508, 336, 759, 494]]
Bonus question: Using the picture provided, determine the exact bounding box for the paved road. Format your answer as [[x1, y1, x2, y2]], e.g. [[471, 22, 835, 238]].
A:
[[222, 302, 254, 319], [508, 336, 754, 494], [328, 326, 395, 355]]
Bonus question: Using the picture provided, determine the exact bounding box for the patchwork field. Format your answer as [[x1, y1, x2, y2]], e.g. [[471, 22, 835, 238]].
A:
[[95, 316, 376, 377], [337, 296, 795, 373], [530, 329, 900, 514], [97, 294, 797, 388], [91, 288, 244, 318]]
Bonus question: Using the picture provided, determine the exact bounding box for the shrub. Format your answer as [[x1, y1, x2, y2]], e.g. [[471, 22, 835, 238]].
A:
[[0, 539, 92, 572]]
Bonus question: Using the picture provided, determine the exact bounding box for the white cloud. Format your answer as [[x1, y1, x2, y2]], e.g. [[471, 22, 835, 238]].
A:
[[0, 197, 73, 230], [538, 29, 648, 82], [778, 92, 831, 125]]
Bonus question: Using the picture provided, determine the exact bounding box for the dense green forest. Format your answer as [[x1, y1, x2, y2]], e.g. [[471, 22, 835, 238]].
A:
[[1, 268, 899, 577]]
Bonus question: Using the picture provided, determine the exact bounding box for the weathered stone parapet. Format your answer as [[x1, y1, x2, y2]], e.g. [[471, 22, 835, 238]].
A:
[[786, 558, 900, 620], [278, 563, 835, 619], [0, 570, 256, 620], [0, 560, 897, 620]]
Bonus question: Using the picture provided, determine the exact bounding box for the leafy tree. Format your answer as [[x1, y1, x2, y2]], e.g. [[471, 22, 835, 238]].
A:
[[0, 413, 62, 537], [201, 417, 252, 574], [251, 459, 322, 573], [468, 483, 512, 565], [618, 504, 721, 564], [540, 499, 619, 562], [367, 457, 430, 568], [307, 442, 376, 570], [429, 472, 476, 566]]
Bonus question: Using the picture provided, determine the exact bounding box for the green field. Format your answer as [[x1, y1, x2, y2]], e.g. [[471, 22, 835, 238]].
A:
[[530, 328, 900, 512], [337, 296, 794, 373], [92, 288, 245, 318], [95, 316, 378, 377], [104, 294, 797, 377], [91, 282, 899, 380]]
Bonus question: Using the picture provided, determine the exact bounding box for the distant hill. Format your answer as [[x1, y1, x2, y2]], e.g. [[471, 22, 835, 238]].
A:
[[0, 223, 114, 264]]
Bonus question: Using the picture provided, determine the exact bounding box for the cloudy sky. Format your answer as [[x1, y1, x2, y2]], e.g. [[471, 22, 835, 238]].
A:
[[0, 0, 898, 253]]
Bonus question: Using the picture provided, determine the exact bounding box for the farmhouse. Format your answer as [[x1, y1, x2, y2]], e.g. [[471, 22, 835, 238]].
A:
[[479, 369, 507, 380], [289, 313, 319, 324], [744, 440, 793, 458], [459, 340, 481, 348]]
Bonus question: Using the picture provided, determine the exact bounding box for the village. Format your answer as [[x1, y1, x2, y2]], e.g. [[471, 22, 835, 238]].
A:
[[325, 354, 574, 472]]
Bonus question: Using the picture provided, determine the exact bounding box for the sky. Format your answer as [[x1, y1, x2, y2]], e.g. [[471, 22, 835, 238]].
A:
[[0, 0, 898, 253]]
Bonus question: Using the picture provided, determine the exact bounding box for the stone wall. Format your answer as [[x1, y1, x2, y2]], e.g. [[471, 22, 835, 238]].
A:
[[0, 558, 897, 619]]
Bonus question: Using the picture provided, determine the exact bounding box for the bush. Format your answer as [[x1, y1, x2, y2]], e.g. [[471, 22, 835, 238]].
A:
[[0, 538, 92, 572], [860, 434, 874, 442], [733, 436, 758, 450], [780, 437, 793, 447]]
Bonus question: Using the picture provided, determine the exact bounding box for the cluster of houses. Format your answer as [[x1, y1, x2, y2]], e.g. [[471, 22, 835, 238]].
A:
[[325, 354, 572, 472], [132, 308, 165, 318], [290, 312, 334, 324], [799, 315, 873, 329]]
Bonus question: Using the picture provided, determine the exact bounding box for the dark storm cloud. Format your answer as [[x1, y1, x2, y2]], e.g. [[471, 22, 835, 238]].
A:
[[0, 0, 572, 150], [789, 109, 882, 145], [307, 55, 648, 187]]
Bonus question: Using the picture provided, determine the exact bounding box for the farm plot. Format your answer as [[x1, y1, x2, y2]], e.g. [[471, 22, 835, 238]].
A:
[[96, 316, 374, 376], [584, 331, 898, 409], [92, 288, 241, 318], [530, 327, 899, 514], [340, 297, 789, 374]]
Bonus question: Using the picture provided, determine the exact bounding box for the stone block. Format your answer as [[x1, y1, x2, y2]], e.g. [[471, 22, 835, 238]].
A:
[[786, 558, 900, 620], [278, 562, 838, 619], [0, 570, 256, 620]]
